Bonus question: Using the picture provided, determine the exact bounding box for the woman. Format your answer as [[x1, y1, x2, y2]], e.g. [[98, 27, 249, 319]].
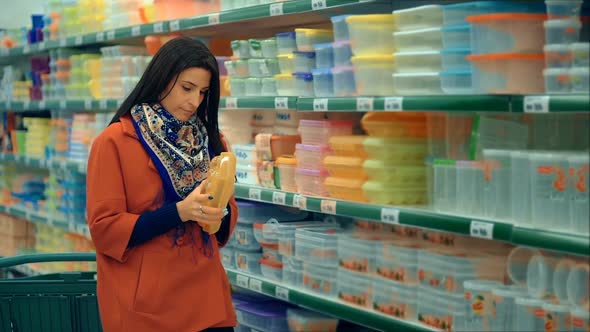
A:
[[86, 37, 238, 332]]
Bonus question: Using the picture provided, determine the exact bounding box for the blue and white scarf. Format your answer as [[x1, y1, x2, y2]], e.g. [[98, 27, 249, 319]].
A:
[[130, 103, 213, 257]]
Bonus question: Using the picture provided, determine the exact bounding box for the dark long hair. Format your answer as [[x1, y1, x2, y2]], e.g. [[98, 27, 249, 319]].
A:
[[110, 36, 225, 156]]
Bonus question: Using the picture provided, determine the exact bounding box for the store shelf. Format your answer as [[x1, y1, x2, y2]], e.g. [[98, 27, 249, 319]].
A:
[[234, 184, 590, 256], [0, 153, 86, 173], [0, 99, 121, 112], [512, 95, 590, 113], [297, 95, 511, 112], [220, 96, 297, 110], [0, 205, 90, 239], [225, 268, 434, 332]]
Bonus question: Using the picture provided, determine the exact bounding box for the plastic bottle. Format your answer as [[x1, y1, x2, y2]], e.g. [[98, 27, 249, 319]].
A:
[[200, 152, 236, 234]]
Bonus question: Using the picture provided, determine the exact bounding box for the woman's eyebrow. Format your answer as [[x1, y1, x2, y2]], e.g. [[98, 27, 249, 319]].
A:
[[182, 80, 198, 87]]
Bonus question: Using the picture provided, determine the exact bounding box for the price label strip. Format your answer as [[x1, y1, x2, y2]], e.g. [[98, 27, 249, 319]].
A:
[[470, 220, 494, 240]]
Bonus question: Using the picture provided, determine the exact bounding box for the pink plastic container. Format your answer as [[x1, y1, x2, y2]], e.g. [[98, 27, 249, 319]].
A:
[[295, 144, 332, 170], [298, 120, 354, 146], [295, 168, 330, 197]]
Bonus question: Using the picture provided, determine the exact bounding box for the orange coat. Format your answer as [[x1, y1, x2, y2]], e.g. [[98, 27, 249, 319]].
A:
[[86, 115, 238, 332]]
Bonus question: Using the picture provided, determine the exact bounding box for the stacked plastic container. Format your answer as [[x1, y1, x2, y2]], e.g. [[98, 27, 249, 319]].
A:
[[98, 45, 150, 99], [23, 118, 51, 160], [322, 135, 368, 202], [68, 113, 97, 162], [65, 53, 101, 99], [543, 0, 589, 94], [328, 16, 356, 97]]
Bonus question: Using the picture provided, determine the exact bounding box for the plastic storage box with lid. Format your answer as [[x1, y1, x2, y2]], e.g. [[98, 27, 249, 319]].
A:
[[568, 154, 590, 235], [489, 285, 528, 332], [324, 177, 367, 202], [393, 5, 443, 31], [260, 258, 282, 281], [441, 48, 472, 71], [544, 68, 572, 94], [329, 135, 368, 158], [274, 73, 297, 95], [287, 308, 339, 332], [220, 246, 235, 269], [463, 280, 504, 331], [277, 222, 335, 257], [393, 27, 443, 52], [275, 156, 297, 192], [293, 51, 316, 73], [293, 72, 314, 97], [374, 277, 418, 320], [233, 144, 257, 166], [332, 66, 356, 97], [295, 29, 333, 52], [235, 302, 289, 331], [546, 0, 584, 18], [393, 72, 443, 95], [468, 53, 545, 94], [571, 67, 590, 93], [261, 242, 282, 262], [231, 40, 250, 59], [351, 55, 395, 96], [298, 120, 354, 146], [441, 70, 474, 94], [571, 306, 590, 332], [295, 227, 339, 265], [363, 136, 427, 162], [260, 37, 278, 58], [432, 159, 458, 213], [261, 77, 277, 96], [364, 160, 426, 184], [514, 297, 545, 331], [338, 234, 378, 273], [544, 44, 574, 68], [294, 168, 330, 197], [346, 14, 395, 56], [311, 68, 334, 97], [277, 53, 295, 74], [247, 58, 280, 78], [394, 51, 442, 73], [245, 77, 262, 96], [330, 15, 351, 41], [314, 43, 334, 68], [236, 164, 258, 184], [467, 13, 547, 54], [442, 1, 546, 27], [225, 60, 248, 78], [376, 243, 419, 284], [363, 181, 427, 205], [361, 112, 427, 138], [323, 155, 366, 179], [337, 269, 373, 308], [417, 286, 467, 332], [332, 40, 353, 66], [545, 19, 582, 45], [276, 31, 297, 54], [234, 250, 262, 274], [571, 42, 590, 67], [441, 24, 472, 49], [303, 261, 338, 296], [295, 144, 332, 170], [234, 223, 261, 251], [283, 258, 304, 287], [229, 78, 246, 97]]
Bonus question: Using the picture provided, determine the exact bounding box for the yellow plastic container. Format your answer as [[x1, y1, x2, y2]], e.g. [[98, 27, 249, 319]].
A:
[[323, 156, 367, 179], [328, 135, 368, 157], [295, 28, 333, 52], [276, 156, 298, 192], [351, 55, 395, 96], [363, 137, 428, 165], [362, 181, 427, 205], [324, 177, 367, 202], [361, 112, 427, 138], [201, 152, 237, 234], [363, 160, 426, 184], [346, 14, 396, 56]]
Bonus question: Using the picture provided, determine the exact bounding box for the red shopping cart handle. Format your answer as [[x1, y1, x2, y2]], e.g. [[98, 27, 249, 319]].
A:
[[0, 252, 96, 269]]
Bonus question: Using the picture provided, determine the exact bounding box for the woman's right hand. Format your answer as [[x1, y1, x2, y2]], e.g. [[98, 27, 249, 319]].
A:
[[176, 179, 225, 226]]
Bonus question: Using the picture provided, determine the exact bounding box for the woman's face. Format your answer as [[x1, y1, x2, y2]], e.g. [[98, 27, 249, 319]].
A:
[[160, 67, 211, 122]]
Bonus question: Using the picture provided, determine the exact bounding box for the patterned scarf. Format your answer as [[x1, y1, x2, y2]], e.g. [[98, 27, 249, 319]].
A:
[[130, 103, 213, 258]]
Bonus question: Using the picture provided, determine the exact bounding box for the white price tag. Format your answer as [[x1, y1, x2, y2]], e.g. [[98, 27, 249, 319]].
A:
[[272, 192, 286, 205], [320, 200, 337, 214], [38, 41, 45, 50], [248, 188, 261, 201], [356, 97, 374, 111], [153, 22, 164, 34], [311, 0, 327, 10], [96, 32, 105, 42], [59, 100, 67, 109], [384, 97, 403, 111], [274, 97, 289, 109], [297, 195, 307, 210], [84, 99, 92, 110], [59, 38, 67, 47], [170, 20, 180, 32], [313, 98, 329, 111], [381, 208, 400, 224], [208, 13, 220, 25], [131, 26, 141, 37], [106, 30, 115, 40], [23, 100, 30, 110], [23, 45, 30, 54], [524, 96, 550, 113], [38, 100, 46, 109], [470, 220, 494, 240], [275, 287, 289, 301], [237, 274, 249, 288], [74, 36, 83, 45], [270, 2, 284, 16], [249, 278, 262, 292], [225, 97, 238, 109], [99, 99, 108, 109]]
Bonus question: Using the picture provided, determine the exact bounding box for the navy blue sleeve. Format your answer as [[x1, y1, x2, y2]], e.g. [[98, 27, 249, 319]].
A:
[[215, 204, 232, 246], [127, 203, 183, 248]]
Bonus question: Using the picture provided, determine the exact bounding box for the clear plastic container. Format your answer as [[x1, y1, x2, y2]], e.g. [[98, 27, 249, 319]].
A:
[[546, 0, 584, 18], [295, 168, 330, 197], [333, 40, 353, 67], [571, 67, 590, 93], [293, 51, 316, 73], [467, 13, 547, 54], [514, 297, 545, 332], [312, 68, 334, 97], [463, 280, 503, 332], [393, 5, 443, 31], [295, 29, 333, 52], [245, 77, 262, 96], [293, 72, 314, 97], [489, 285, 528, 332], [441, 24, 472, 49], [568, 154, 590, 235], [364, 160, 426, 184], [337, 235, 378, 273], [303, 262, 338, 296], [295, 227, 339, 265], [261, 37, 278, 58], [374, 278, 417, 320], [276, 156, 298, 192], [351, 55, 395, 96], [363, 181, 427, 205], [545, 19, 582, 44], [231, 40, 250, 59], [393, 27, 442, 52], [260, 258, 282, 281], [481, 149, 513, 219], [571, 42, 590, 67], [442, 1, 546, 27], [361, 113, 427, 138], [295, 144, 332, 170], [394, 51, 442, 73], [417, 286, 467, 332], [376, 244, 419, 285], [276, 31, 297, 54], [275, 73, 297, 95], [277, 223, 333, 257], [227, 79, 247, 97], [337, 269, 373, 308], [234, 223, 261, 251], [253, 223, 265, 244], [235, 250, 262, 274], [544, 44, 574, 68], [441, 48, 471, 71], [235, 302, 289, 331], [233, 144, 257, 165], [332, 66, 357, 97], [287, 308, 339, 332], [298, 120, 354, 146], [544, 68, 572, 94], [346, 14, 396, 56], [220, 246, 235, 269], [236, 164, 259, 185], [324, 177, 367, 202], [277, 53, 295, 74], [567, 263, 589, 308], [314, 43, 334, 69], [331, 15, 351, 41], [248, 39, 263, 58], [225, 59, 249, 78], [261, 77, 277, 96], [363, 136, 427, 162], [441, 70, 474, 95], [571, 306, 590, 332], [247, 58, 280, 78], [433, 159, 457, 213], [323, 156, 366, 179], [393, 72, 442, 95], [468, 53, 545, 94], [329, 135, 368, 158]]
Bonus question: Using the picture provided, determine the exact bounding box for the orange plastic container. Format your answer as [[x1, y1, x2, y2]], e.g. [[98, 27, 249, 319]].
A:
[[324, 177, 367, 202], [328, 135, 368, 158], [200, 152, 236, 234], [468, 53, 545, 94], [276, 156, 298, 192], [323, 156, 367, 179], [361, 112, 427, 138]]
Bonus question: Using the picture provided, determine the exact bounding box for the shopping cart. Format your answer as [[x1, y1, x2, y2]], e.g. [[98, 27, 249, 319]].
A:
[[0, 253, 102, 332]]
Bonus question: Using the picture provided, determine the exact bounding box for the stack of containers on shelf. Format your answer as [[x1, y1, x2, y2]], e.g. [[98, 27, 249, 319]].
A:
[[1, 66, 27, 101], [47, 111, 72, 160], [76, 0, 105, 34], [322, 135, 368, 202], [360, 112, 428, 205], [30, 56, 50, 100], [233, 142, 259, 186], [543, 0, 589, 94], [218, 109, 254, 146], [275, 32, 297, 95], [69, 113, 96, 162], [347, 14, 396, 96], [61, 169, 86, 226], [392, 5, 447, 95], [296, 226, 341, 297], [67, 53, 101, 99], [254, 130, 300, 189], [7, 167, 47, 210], [23, 117, 51, 159], [99, 45, 150, 99], [295, 119, 354, 197], [102, 0, 145, 31], [27, 14, 45, 46], [0, 215, 35, 257], [45, 48, 80, 100], [328, 15, 356, 97]]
